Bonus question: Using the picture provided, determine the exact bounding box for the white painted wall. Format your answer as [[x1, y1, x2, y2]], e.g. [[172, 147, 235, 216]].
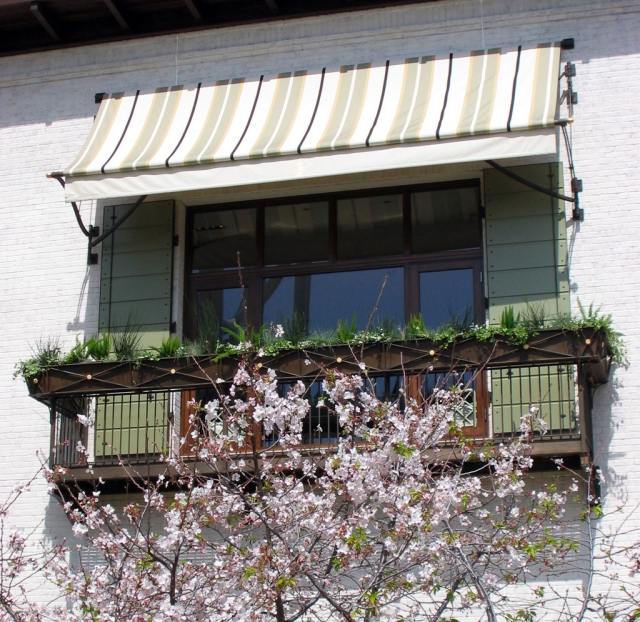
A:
[[1, 0, 639, 606]]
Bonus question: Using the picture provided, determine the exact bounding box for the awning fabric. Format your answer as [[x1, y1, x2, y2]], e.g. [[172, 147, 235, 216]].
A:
[[63, 43, 561, 201]]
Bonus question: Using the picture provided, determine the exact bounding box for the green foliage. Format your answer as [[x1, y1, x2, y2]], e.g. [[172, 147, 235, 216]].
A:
[[520, 303, 547, 330], [335, 317, 357, 343], [85, 334, 111, 361], [274, 575, 296, 591], [111, 324, 141, 360], [282, 312, 308, 345], [393, 442, 416, 459], [345, 526, 368, 552], [500, 305, 520, 329], [242, 566, 257, 581], [14, 337, 62, 379], [62, 340, 88, 364], [550, 301, 626, 365], [405, 314, 428, 339], [505, 610, 536, 622], [15, 302, 625, 379], [33, 337, 62, 366], [221, 320, 250, 346], [149, 336, 184, 359]]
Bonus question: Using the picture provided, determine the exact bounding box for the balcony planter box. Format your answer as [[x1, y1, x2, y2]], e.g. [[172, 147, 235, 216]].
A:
[[26, 327, 610, 402]]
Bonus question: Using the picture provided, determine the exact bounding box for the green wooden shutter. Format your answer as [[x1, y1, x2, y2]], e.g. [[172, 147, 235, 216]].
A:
[[485, 162, 569, 324], [94, 393, 170, 459], [96, 201, 173, 459], [99, 200, 174, 348], [484, 163, 574, 437]]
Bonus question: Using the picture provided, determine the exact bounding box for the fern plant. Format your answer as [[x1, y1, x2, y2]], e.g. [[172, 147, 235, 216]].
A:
[[85, 334, 111, 360]]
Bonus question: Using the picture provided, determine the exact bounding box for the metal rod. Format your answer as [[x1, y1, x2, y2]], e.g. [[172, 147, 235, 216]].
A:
[[90, 195, 147, 247], [48, 174, 93, 238], [485, 159, 575, 203]]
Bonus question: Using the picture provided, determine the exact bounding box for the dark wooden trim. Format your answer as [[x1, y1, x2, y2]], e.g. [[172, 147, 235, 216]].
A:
[[27, 328, 611, 400], [183, 0, 203, 22], [0, 1, 446, 58], [29, 2, 60, 42], [102, 0, 130, 31]]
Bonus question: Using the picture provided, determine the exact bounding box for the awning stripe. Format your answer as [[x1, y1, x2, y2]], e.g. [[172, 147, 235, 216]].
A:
[[98, 90, 140, 173], [507, 46, 522, 132], [365, 60, 390, 147], [230, 75, 263, 160], [436, 53, 453, 140], [165, 82, 201, 167], [297, 67, 325, 154], [64, 43, 561, 180]]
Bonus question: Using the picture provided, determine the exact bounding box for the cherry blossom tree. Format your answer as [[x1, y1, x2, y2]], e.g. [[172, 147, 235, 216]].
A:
[[3, 358, 639, 621], [0, 471, 63, 622], [47, 361, 579, 622]]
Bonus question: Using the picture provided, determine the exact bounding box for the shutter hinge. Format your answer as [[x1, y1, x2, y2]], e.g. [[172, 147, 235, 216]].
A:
[[170, 321, 177, 333], [87, 225, 100, 265], [173, 234, 179, 247]]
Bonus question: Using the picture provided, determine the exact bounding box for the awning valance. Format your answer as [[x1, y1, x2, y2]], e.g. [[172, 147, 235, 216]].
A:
[[62, 43, 561, 201]]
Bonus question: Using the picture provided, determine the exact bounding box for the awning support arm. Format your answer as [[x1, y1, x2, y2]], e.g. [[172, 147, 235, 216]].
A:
[[484, 160, 575, 203], [90, 194, 147, 247], [47, 173, 147, 264]]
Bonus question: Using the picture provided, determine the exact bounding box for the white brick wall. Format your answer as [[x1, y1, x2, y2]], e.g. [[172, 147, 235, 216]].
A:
[[1, 0, 639, 606]]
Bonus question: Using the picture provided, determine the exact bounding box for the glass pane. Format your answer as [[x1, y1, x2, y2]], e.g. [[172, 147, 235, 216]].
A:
[[423, 370, 477, 427], [337, 194, 403, 259], [193, 288, 246, 342], [420, 268, 474, 329], [263, 267, 404, 336], [191, 208, 257, 270], [411, 187, 480, 253], [265, 201, 329, 265]]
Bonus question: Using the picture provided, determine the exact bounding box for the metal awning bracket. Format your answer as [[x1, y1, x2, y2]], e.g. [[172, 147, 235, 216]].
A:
[[47, 172, 146, 264]]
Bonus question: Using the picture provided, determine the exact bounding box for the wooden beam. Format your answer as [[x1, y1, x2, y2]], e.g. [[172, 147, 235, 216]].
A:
[[183, 0, 203, 22], [103, 0, 130, 31], [29, 2, 60, 42], [264, 0, 278, 15]]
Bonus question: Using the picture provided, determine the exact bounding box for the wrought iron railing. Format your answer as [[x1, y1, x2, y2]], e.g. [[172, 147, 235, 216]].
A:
[[490, 364, 579, 440], [48, 363, 585, 470]]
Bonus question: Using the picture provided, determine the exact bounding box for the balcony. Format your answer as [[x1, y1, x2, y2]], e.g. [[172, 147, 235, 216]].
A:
[[29, 327, 611, 481]]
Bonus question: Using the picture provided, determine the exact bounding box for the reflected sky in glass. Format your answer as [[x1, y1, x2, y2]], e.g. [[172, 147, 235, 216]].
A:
[[195, 287, 246, 338], [420, 269, 474, 329], [263, 267, 404, 333]]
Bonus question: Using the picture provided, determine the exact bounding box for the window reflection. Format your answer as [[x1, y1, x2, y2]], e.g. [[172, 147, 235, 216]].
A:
[[193, 288, 246, 342], [420, 269, 474, 329], [411, 188, 480, 253], [337, 194, 403, 259], [265, 201, 329, 265], [263, 267, 404, 335], [192, 209, 257, 270]]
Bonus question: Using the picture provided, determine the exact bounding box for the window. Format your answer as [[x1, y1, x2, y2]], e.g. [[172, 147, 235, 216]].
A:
[[186, 181, 483, 341]]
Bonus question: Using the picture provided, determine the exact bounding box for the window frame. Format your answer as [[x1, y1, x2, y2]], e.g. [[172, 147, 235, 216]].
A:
[[185, 179, 484, 336]]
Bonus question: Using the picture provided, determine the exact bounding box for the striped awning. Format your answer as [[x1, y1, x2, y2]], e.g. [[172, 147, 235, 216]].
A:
[[63, 43, 561, 201]]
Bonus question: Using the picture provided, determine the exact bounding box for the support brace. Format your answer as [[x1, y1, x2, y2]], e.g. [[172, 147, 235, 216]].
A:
[[47, 173, 147, 264]]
